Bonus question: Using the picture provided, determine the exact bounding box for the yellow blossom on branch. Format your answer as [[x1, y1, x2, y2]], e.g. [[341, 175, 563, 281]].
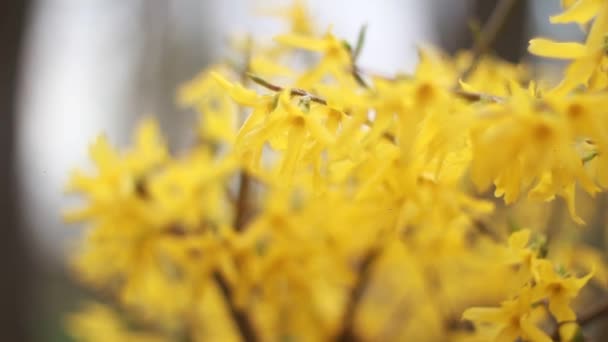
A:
[[63, 1, 608, 341]]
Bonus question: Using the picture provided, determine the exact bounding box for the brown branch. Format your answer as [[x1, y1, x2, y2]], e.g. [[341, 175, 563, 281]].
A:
[[234, 172, 251, 232], [247, 74, 507, 150], [210, 42, 260, 342], [453, 89, 505, 103], [459, 0, 519, 81], [248, 73, 328, 105], [250, 74, 397, 143], [233, 41, 254, 233], [251, 71, 504, 109], [213, 271, 259, 342], [335, 247, 381, 342], [472, 219, 501, 242], [214, 171, 259, 341]]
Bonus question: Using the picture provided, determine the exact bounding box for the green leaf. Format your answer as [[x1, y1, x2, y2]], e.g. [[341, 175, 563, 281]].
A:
[[341, 40, 352, 53], [353, 24, 367, 62]]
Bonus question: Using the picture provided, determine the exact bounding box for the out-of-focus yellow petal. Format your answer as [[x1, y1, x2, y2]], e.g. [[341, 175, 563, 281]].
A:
[[558, 323, 580, 342], [280, 118, 307, 178], [304, 115, 335, 145], [508, 229, 531, 250], [274, 33, 327, 51], [572, 267, 595, 290], [250, 56, 295, 77], [548, 295, 576, 322], [495, 325, 520, 342], [210, 72, 259, 106], [562, 182, 585, 225], [462, 307, 504, 324], [534, 260, 558, 283], [550, 0, 602, 24], [458, 79, 480, 93], [520, 317, 553, 342], [551, 54, 600, 96], [89, 135, 120, 172], [528, 38, 587, 59]]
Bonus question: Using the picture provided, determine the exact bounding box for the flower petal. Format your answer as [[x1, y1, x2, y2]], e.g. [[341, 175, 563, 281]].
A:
[[548, 295, 576, 322], [508, 229, 531, 250], [528, 38, 587, 59], [462, 307, 505, 324], [274, 33, 327, 51], [495, 325, 520, 342], [550, 0, 602, 24], [521, 316, 553, 342]]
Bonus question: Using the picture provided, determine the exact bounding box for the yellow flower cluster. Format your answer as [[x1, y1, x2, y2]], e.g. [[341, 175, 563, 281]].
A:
[[463, 229, 592, 342], [64, 1, 608, 341]]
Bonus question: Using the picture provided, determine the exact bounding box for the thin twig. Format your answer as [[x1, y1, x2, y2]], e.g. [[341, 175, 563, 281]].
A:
[[213, 271, 259, 342], [249, 73, 397, 142], [453, 89, 505, 103], [472, 219, 501, 242], [251, 72, 503, 109], [248, 73, 328, 105], [459, 0, 519, 81], [234, 38, 253, 233], [211, 41, 260, 342], [234, 172, 251, 232], [335, 247, 381, 342], [247, 74, 507, 148]]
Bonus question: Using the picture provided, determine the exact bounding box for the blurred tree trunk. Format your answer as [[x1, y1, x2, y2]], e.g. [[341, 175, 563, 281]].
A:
[[0, 0, 31, 340], [137, 0, 212, 151], [475, 0, 527, 62], [436, 0, 527, 62]]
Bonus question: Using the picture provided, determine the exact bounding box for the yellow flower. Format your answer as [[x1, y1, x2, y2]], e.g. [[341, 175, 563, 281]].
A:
[[544, 93, 608, 189], [145, 148, 236, 229], [212, 72, 336, 180], [462, 286, 551, 342], [529, 0, 608, 95], [178, 67, 239, 144], [67, 303, 169, 342], [502, 229, 537, 281], [63, 2, 608, 341], [261, 0, 315, 36], [249, 56, 295, 78], [469, 92, 598, 222], [533, 259, 593, 323], [64, 118, 167, 223]]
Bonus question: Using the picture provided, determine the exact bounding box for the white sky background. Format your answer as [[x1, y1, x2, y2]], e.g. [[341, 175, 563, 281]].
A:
[[18, 0, 476, 263]]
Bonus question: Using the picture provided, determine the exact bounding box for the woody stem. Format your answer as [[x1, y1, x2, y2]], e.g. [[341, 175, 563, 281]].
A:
[[459, 0, 519, 81]]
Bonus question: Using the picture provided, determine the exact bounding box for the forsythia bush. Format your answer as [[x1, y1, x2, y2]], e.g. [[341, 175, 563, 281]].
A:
[[64, 1, 608, 341]]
